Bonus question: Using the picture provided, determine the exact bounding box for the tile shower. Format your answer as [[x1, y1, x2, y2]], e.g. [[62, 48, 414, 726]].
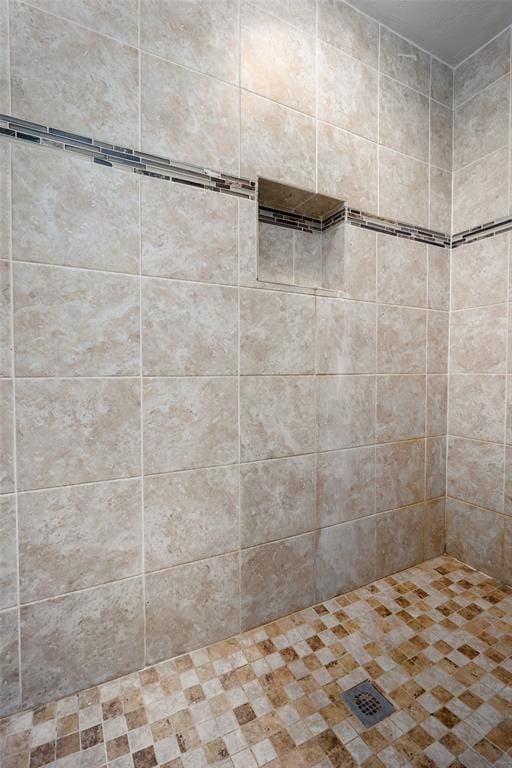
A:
[[0, 0, 511, 765]]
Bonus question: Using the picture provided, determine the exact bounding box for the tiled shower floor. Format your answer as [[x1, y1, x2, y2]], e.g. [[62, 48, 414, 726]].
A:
[[2, 557, 511, 768]]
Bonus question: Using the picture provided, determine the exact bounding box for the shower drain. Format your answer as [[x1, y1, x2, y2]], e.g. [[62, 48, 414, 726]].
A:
[[341, 680, 395, 727]]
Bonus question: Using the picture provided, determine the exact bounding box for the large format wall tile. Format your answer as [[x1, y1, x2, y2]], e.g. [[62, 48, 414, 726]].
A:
[[377, 306, 426, 373], [379, 76, 429, 162], [450, 304, 507, 373], [426, 437, 446, 500], [257, 222, 294, 285], [423, 498, 445, 559], [376, 375, 426, 443], [27, 0, 139, 45], [377, 236, 427, 308], [375, 439, 425, 512], [428, 248, 450, 311], [453, 29, 510, 105], [317, 0, 379, 68], [317, 446, 375, 527], [0, 608, 20, 716], [451, 235, 509, 310], [430, 101, 452, 171], [315, 298, 376, 374], [317, 375, 375, 451], [453, 75, 509, 170], [340, 226, 377, 302], [316, 517, 376, 598], [431, 58, 453, 107], [379, 148, 429, 228], [452, 146, 509, 232], [0, 495, 16, 610], [427, 375, 447, 437], [429, 167, 452, 233], [379, 27, 430, 95], [449, 374, 506, 443], [0, 378, 14, 494], [0, 260, 11, 377], [446, 498, 503, 577], [427, 310, 449, 373], [447, 436, 504, 512], [376, 505, 424, 577], [0, 0, 8, 114], [0, 144, 10, 262], [317, 122, 378, 211], [248, 0, 316, 33]]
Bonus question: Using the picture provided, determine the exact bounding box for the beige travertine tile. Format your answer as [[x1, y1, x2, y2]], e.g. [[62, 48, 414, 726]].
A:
[[241, 92, 315, 188], [0, 144, 9, 262], [16, 379, 141, 491], [141, 0, 238, 82], [315, 297, 376, 374], [317, 122, 378, 211], [450, 304, 507, 373], [430, 101, 453, 171], [141, 179, 238, 285], [241, 455, 316, 547], [375, 439, 425, 512], [257, 222, 294, 285], [427, 374, 447, 437], [505, 445, 512, 515], [452, 146, 509, 232], [454, 74, 509, 170], [377, 236, 427, 307], [317, 0, 378, 67], [428, 247, 450, 310], [377, 305, 427, 373], [0, 608, 20, 717], [146, 553, 240, 662], [240, 376, 316, 461], [446, 498, 503, 577], [241, 533, 316, 628], [141, 53, 239, 172], [240, 289, 315, 375], [0, 495, 16, 610], [376, 375, 426, 443], [248, 0, 316, 33], [449, 374, 506, 443], [317, 375, 375, 451], [320, 223, 344, 291], [144, 466, 239, 570], [0, 260, 11, 377], [142, 279, 238, 376], [423, 498, 445, 559], [12, 145, 140, 273], [318, 43, 378, 141], [28, 0, 138, 45], [426, 436, 446, 499], [427, 310, 449, 373], [379, 27, 431, 95], [431, 58, 453, 106], [316, 517, 376, 599], [294, 230, 323, 288], [379, 148, 429, 228], [379, 75, 429, 162], [454, 28, 510, 105], [337, 225, 376, 301], [447, 436, 504, 512], [317, 446, 375, 526], [0, 0, 9, 113], [429, 167, 452, 233], [507, 376, 512, 443], [21, 578, 144, 708], [451, 234, 509, 310], [503, 515, 512, 581], [14, 263, 140, 377], [376, 505, 424, 577], [143, 377, 237, 474], [241, 6, 316, 115], [10, 2, 139, 146], [18, 479, 142, 603], [0, 378, 14, 494]]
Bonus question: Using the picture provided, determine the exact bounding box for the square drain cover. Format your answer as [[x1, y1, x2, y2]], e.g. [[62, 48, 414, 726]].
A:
[[341, 680, 395, 727]]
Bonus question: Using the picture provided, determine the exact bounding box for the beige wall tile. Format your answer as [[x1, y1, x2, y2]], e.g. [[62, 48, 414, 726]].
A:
[[0, 379, 14, 494], [143, 377, 238, 474], [447, 436, 504, 512], [317, 375, 375, 451], [320, 224, 344, 292], [241, 376, 316, 461], [0, 260, 11, 377], [19, 479, 142, 603], [505, 445, 512, 515], [339, 225, 377, 302], [451, 235, 508, 310], [0, 0, 9, 113], [21, 578, 144, 708], [379, 75, 429, 162], [429, 167, 452, 233], [502, 516, 511, 583], [294, 230, 323, 288], [446, 498, 503, 577], [427, 374, 447, 437], [0, 608, 20, 717], [146, 553, 240, 662], [241, 455, 316, 547], [377, 305, 427, 373], [507, 376, 512, 444], [375, 439, 425, 512], [16, 379, 141, 491], [379, 148, 429, 228], [250, 0, 316, 33], [449, 374, 506, 443], [376, 375, 426, 443], [454, 75, 509, 171], [317, 446, 375, 526], [376, 504, 424, 577], [257, 222, 294, 285], [318, 0, 379, 68], [430, 101, 453, 171], [28, 0, 138, 45], [427, 310, 449, 373], [452, 146, 509, 233], [379, 27, 431, 95], [315, 298, 376, 374], [454, 29, 510, 105], [241, 533, 316, 628], [0, 144, 10, 262], [423, 498, 446, 559], [431, 58, 453, 107], [317, 122, 378, 211], [0, 495, 16, 610], [316, 517, 376, 599], [426, 436, 446, 499], [450, 304, 507, 373], [142, 279, 238, 376], [428, 248, 450, 311], [10, 2, 139, 146], [377, 236, 427, 307]]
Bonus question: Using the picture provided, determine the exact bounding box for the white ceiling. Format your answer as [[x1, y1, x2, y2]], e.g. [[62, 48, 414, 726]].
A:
[[349, 0, 512, 66]]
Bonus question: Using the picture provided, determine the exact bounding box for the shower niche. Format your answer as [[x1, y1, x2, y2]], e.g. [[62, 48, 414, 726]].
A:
[[257, 177, 346, 291]]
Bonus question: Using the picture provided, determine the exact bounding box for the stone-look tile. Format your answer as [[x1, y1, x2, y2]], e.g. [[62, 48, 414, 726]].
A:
[[317, 375, 375, 451], [337, 225, 377, 302], [241, 533, 316, 629], [316, 517, 376, 599], [248, 0, 317, 33], [426, 437, 446, 499], [379, 26, 431, 95], [18, 479, 142, 603], [449, 374, 506, 443], [240, 289, 315, 375], [427, 310, 449, 373], [379, 75, 429, 162], [0, 608, 20, 717], [141, 53, 239, 173], [447, 436, 504, 512], [376, 375, 426, 443], [317, 122, 378, 212], [379, 148, 429, 228], [320, 222, 344, 291], [450, 304, 507, 373], [423, 498, 445, 559], [428, 247, 450, 311], [375, 439, 425, 512], [429, 167, 452, 233], [0, 261, 11, 377], [10, 1, 138, 146], [451, 234, 509, 310], [430, 101, 453, 171], [144, 466, 239, 570], [12, 146, 140, 273], [505, 516, 512, 581], [0, 379, 15, 494], [294, 230, 323, 288], [241, 92, 315, 189], [317, 0, 378, 68], [16, 378, 141, 491], [446, 498, 503, 578], [146, 553, 240, 663], [318, 43, 378, 141], [241, 6, 316, 115], [257, 222, 294, 285], [315, 297, 376, 374], [0, 144, 10, 263], [21, 578, 144, 708], [317, 446, 375, 526], [240, 376, 316, 461], [376, 505, 424, 578], [31, 0, 138, 43], [141, 179, 238, 285], [143, 377, 237, 474], [142, 279, 238, 376], [14, 263, 140, 377], [427, 375, 447, 437], [454, 28, 511, 105], [0, 0, 9, 113], [377, 305, 427, 373], [454, 74, 510, 170], [377, 236, 427, 308], [452, 146, 509, 232], [431, 58, 453, 106], [0, 495, 16, 610], [141, 0, 238, 82], [241, 455, 316, 548]]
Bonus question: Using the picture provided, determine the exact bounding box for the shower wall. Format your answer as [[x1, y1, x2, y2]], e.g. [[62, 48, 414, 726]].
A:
[[0, 0, 450, 714]]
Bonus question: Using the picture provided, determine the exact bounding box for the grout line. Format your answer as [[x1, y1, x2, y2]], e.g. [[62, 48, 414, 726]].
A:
[[453, 23, 511, 72]]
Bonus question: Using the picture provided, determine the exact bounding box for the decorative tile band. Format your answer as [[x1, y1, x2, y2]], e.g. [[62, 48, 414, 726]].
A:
[[346, 208, 451, 248], [258, 204, 346, 233], [451, 215, 512, 248]]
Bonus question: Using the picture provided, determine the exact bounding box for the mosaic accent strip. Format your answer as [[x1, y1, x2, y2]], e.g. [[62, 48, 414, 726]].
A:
[[451, 214, 512, 248], [346, 208, 451, 248], [258, 204, 347, 234]]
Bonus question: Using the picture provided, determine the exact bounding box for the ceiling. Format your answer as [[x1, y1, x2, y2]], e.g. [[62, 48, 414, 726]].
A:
[[349, 0, 512, 66]]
